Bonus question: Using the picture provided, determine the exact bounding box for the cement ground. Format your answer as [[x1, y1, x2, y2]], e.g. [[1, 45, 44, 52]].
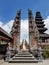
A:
[[0, 60, 49, 65]]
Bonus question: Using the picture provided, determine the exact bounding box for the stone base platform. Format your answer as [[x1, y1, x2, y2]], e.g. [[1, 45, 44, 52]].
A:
[[9, 50, 38, 63]]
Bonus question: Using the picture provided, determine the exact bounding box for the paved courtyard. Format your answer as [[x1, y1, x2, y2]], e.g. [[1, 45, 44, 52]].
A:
[[0, 60, 49, 65]]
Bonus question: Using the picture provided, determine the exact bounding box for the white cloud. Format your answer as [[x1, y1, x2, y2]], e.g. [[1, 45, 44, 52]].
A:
[[0, 20, 14, 33], [20, 20, 29, 43], [44, 16, 49, 34], [0, 21, 3, 27], [3, 20, 14, 33]]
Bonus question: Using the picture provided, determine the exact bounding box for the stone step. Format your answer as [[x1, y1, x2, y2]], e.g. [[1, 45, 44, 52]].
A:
[[12, 58, 35, 60], [13, 56, 34, 58], [9, 51, 38, 63], [17, 53, 31, 55], [18, 52, 30, 54], [12, 57, 35, 60], [15, 55, 32, 57], [18, 53, 30, 55], [16, 53, 32, 55], [15, 54, 33, 57], [18, 51, 30, 54], [9, 59, 38, 63]]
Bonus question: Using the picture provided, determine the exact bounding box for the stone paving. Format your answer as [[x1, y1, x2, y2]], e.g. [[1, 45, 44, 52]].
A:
[[0, 60, 49, 65], [0, 59, 4, 65]]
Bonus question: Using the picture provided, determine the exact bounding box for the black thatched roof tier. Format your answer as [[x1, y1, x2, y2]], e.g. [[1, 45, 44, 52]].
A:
[[35, 21, 44, 24], [38, 28, 47, 31], [39, 33, 49, 38], [35, 11, 43, 20], [35, 18, 43, 21], [37, 24, 45, 27]]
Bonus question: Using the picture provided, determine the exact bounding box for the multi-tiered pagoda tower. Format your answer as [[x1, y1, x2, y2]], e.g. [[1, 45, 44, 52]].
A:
[[28, 10, 39, 48], [35, 12, 49, 43], [10, 10, 21, 49]]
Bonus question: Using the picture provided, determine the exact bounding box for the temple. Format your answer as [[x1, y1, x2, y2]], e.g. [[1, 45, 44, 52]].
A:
[[0, 10, 49, 62]]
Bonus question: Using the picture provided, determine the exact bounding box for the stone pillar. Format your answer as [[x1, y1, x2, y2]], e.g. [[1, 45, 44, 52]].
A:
[[13, 33, 17, 47]]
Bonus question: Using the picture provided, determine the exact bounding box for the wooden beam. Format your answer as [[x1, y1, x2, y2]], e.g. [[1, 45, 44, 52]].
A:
[[0, 36, 10, 41]]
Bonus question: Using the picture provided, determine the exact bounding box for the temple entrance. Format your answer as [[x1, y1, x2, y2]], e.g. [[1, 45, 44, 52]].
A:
[[10, 10, 37, 50], [5, 10, 44, 63], [20, 39, 29, 51], [22, 39, 27, 51]]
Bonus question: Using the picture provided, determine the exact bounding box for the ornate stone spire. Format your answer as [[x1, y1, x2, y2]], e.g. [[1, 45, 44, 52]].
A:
[[28, 9, 39, 48], [10, 10, 21, 49], [10, 10, 21, 35]]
